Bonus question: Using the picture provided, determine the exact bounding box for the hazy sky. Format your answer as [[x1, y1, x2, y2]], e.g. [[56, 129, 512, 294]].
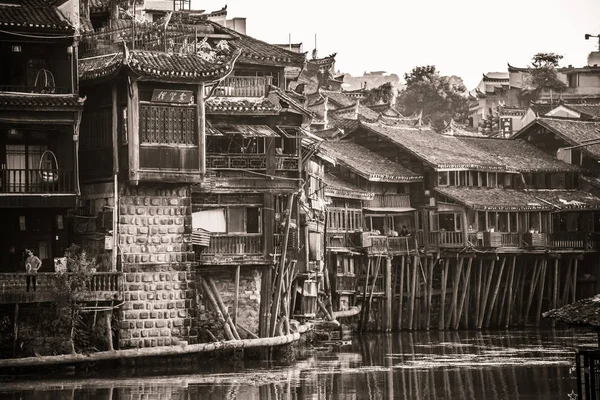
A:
[[193, 0, 600, 89]]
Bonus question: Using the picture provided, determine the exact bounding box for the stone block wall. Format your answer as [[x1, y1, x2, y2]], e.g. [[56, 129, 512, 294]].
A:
[[197, 267, 262, 338], [118, 183, 198, 348]]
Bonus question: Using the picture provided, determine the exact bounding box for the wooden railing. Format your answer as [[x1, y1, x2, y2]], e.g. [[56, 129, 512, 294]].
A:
[[500, 232, 521, 248], [202, 233, 263, 255], [368, 236, 389, 254], [0, 169, 75, 193], [388, 236, 416, 254], [358, 274, 385, 294], [364, 194, 411, 209], [415, 230, 424, 247], [326, 232, 348, 248], [206, 154, 299, 171], [0, 272, 123, 297], [427, 231, 464, 248], [335, 275, 357, 292], [550, 232, 600, 251], [211, 76, 272, 97]]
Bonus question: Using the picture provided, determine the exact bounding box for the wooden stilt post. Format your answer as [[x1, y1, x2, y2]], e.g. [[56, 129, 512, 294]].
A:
[[536, 259, 547, 326], [398, 255, 405, 330], [478, 258, 496, 329], [485, 256, 506, 328], [385, 257, 392, 332], [551, 258, 559, 327], [447, 257, 463, 330], [105, 311, 114, 351], [561, 258, 573, 306], [474, 258, 483, 329], [504, 256, 516, 328], [234, 265, 240, 326], [525, 259, 540, 325], [409, 256, 418, 330], [392, 257, 399, 331], [572, 258, 578, 303], [207, 276, 241, 340], [439, 258, 449, 331], [455, 257, 473, 330], [13, 303, 19, 358], [201, 277, 235, 341], [360, 258, 372, 332], [426, 256, 434, 331]]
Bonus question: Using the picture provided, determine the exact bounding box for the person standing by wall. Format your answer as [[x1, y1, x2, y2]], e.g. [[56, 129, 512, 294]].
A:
[[25, 249, 42, 292]]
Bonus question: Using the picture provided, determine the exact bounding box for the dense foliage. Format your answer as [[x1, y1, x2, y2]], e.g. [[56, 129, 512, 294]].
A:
[[520, 52, 567, 102], [397, 66, 469, 131]]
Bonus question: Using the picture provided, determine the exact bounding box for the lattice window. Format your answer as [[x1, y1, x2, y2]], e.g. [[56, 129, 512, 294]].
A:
[[140, 104, 196, 145]]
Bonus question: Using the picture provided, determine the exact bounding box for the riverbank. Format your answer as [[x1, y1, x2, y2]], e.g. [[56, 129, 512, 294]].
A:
[[0, 323, 313, 371]]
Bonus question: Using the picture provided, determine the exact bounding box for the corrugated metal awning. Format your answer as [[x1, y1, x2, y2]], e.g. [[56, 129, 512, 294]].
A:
[[211, 124, 278, 137]]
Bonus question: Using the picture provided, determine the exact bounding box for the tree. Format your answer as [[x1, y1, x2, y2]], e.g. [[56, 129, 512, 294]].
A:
[[520, 52, 567, 102], [397, 66, 469, 131], [362, 82, 395, 106]]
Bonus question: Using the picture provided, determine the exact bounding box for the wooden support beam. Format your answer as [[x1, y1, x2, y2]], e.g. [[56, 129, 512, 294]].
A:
[[409, 256, 418, 330], [13, 303, 18, 358], [385, 257, 392, 332], [474, 258, 483, 328], [105, 311, 114, 351], [525, 259, 540, 325], [536, 259, 547, 326], [455, 257, 473, 330], [197, 83, 206, 174], [426, 257, 434, 331], [439, 258, 449, 331], [551, 258, 559, 327], [126, 78, 140, 183], [360, 258, 372, 332], [573, 258, 578, 303], [207, 276, 241, 340], [233, 265, 240, 326], [478, 258, 496, 329], [504, 256, 516, 329], [398, 255, 405, 330], [485, 256, 506, 328], [561, 258, 573, 306], [392, 257, 399, 331], [447, 257, 464, 330], [201, 277, 235, 341]]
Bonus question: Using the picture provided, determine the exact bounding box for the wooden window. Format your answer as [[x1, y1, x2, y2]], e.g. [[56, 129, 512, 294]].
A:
[[437, 172, 449, 186], [139, 104, 196, 145], [479, 172, 487, 187], [226, 207, 261, 233], [488, 173, 497, 188]]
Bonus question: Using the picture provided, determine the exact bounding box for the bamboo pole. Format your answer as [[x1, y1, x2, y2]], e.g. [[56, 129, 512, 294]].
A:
[[536, 259, 547, 326], [455, 257, 473, 330], [398, 255, 405, 330], [561, 258, 573, 306], [359, 258, 372, 332], [426, 257, 434, 331], [234, 265, 240, 326], [572, 258, 578, 303], [13, 303, 19, 358], [392, 257, 399, 330], [237, 324, 259, 339], [201, 277, 235, 341], [207, 275, 241, 340], [368, 255, 383, 327], [525, 259, 540, 325], [385, 257, 392, 332], [409, 255, 418, 330], [504, 256, 516, 328], [474, 258, 483, 328], [485, 256, 506, 328], [270, 193, 296, 337], [552, 258, 559, 310], [478, 258, 496, 329], [415, 255, 422, 330], [439, 258, 449, 331]]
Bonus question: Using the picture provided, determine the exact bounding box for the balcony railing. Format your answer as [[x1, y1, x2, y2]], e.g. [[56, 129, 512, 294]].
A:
[[388, 236, 416, 254], [427, 231, 464, 248], [336, 274, 357, 293], [357, 274, 385, 294], [367, 235, 389, 254], [202, 233, 263, 255], [364, 194, 411, 209], [550, 232, 600, 251], [206, 154, 299, 171], [0, 169, 75, 193], [210, 76, 272, 97], [0, 272, 123, 302], [326, 232, 348, 248]]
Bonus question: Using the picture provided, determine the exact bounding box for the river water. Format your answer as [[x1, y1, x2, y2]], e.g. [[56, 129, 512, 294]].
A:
[[0, 329, 596, 399]]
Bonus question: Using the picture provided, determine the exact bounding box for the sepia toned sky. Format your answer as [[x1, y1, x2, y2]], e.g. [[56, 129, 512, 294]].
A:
[[193, 0, 600, 89]]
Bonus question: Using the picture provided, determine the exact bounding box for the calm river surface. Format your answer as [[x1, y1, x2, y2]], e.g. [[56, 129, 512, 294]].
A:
[[0, 329, 596, 399]]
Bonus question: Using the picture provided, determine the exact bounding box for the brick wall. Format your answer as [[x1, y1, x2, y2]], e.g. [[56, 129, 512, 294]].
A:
[[118, 183, 199, 348]]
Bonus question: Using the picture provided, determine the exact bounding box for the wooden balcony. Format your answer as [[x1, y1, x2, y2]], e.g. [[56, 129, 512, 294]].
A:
[[196, 233, 267, 265], [367, 235, 389, 254], [427, 231, 464, 249], [550, 232, 600, 251], [211, 76, 272, 97], [0, 169, 75, 193], [335, 274, 357, 293], [0, 272, 123, 304], [357, 274, 385, 295], [388, 236, 416, 254], [364, 194, 411, 209], [206, 154, 299, 171]]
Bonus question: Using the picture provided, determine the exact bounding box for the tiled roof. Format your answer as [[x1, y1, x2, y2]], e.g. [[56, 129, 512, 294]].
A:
[[268, 86, 314, 117], [532, 190, 600, 210], [0, 0, 73, 32], [435, 187, 553, 211], [459, 137, 579, 173], [359, 122, 504, 171], [529, 103, 554, 116], [327, 114, 360, 132], [206, 97, 280, 114], [563, 103, 600, 119], [323, 173, 373, 200], [311, 127, 344, 140], [0, 93, 84, 108], [320, 140, 422, 182], [329, 103, 380, 122], [320, 90, 355, 108], [543, 294, 600, 329], [213, 22, 306, 67], [524, 118, 600, 159], [79, 48, 238, 83]]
